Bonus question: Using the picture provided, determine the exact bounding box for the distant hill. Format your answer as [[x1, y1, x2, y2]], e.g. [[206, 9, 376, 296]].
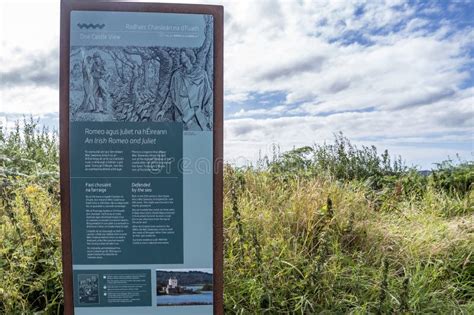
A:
[[156, 270, 212, 286]]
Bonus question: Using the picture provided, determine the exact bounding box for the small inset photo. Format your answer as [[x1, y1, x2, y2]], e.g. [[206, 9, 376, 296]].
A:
[[77, 274, 99, 304], [156, 269, 213, 306]]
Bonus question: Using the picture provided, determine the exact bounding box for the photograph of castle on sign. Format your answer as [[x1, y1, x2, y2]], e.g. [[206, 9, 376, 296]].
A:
[[156, 269, 213, 306], [69, 15, 214, 131]]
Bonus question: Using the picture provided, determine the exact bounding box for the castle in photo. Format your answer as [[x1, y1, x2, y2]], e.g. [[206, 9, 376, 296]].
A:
[[165, 277, 179, 294]]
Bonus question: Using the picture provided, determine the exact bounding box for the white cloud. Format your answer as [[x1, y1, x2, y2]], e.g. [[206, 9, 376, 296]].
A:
[[0, 1, 59, 50], [219, 0, 473, 168], [225, 87, 474, 168], [227, 87, 473, 142], [223, 1, 471, 110], [224, 92, 249, 103], [230, 105, 287, 118], [0, 0, 472, 169], [0, 0, 59, 116], [0, 85, 58, 114]]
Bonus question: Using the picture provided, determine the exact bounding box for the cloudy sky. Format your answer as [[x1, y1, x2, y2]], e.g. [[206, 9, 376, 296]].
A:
[[1, 0, 473, 169]]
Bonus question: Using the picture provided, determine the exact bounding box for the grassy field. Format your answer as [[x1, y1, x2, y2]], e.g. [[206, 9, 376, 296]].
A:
[[1, 119, 473, 314]]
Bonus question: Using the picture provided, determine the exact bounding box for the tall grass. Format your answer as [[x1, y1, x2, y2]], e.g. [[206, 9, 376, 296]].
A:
[[223, 165, 473, 313], [1, 119, 473, 314], [1, 118, 61, 314]]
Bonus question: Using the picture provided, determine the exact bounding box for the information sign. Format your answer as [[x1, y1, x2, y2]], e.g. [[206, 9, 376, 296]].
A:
[[60, 2, 223, 314]]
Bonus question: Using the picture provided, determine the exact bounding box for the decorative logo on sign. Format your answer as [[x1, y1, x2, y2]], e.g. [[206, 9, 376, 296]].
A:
[[77, 23, 106, 29]]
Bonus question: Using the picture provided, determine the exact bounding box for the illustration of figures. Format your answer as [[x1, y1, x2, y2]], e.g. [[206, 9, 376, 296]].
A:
[[90, 52, 109, 113], [155, 48, 213, 130], [129, 59, 141, 106], [80, 55, 95, 111], [70, 16, 213, 125]]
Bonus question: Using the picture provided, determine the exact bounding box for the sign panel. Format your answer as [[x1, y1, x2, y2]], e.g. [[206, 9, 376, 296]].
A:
[[60, 2, 223, 314]]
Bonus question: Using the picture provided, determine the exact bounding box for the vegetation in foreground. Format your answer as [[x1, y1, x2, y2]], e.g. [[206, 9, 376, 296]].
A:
[[0, 118, 473, 314]]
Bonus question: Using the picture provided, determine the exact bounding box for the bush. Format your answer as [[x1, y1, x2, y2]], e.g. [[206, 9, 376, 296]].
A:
[[430, 158, 474, 197], [267, 133, 407, 189]]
